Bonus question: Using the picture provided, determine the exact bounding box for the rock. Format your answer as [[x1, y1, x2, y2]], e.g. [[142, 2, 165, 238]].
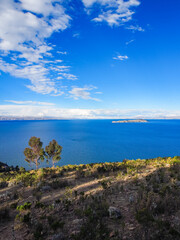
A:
[[71, 231, 80, 236], [108, 206, 122, 219], [110, 231, 116, 237], [30, 217, 38, 226], [72, 219, 83, 225], [41, 185, 52, 192], [176, 181, 180, 187], [151, 201, 157, 210], [51, 233, 64, 240], [0, 191, 11, 201], [155, 175, 160, 183], [18, 181, 24, 187], [36, 182, 42, 188], [8, 181, 16, 187], [129, 227, 136, 231], [172, 216, 180, 233], [0, 193, 6, 200], [129, 195, 134, 203]]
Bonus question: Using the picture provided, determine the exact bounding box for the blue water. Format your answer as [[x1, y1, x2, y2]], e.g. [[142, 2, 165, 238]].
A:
[[0, 120, 180, 169]]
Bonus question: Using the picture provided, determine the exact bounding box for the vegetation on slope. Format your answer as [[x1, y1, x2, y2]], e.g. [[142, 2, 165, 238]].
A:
[[0, 157, 180, 240]]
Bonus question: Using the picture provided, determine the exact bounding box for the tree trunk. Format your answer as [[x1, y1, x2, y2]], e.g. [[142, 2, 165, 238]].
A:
[[36, 159, 38, 170], [35, 155, 40, 170]]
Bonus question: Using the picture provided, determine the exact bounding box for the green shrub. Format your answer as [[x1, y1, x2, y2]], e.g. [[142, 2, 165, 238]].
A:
[[19, 167, 26, 174], [73, 199, 110, 240], [50, 179, 69, 189], [47, 216, 64, 231], [136, 208, 154, 224], [75, 169, 85, 178], [99, 179, 111, 189], [34, 222, 44, 240], [35, 201, 45, 209], [16, 172, 37, 186], [10, 202, 18, 209], [0, 181, 8, 188], [33, 189, 42, 201], [50, 220, 64, 231], [55, 199, 61, 204], [21, 212, 31, 223], [17, 202, 32, 211]]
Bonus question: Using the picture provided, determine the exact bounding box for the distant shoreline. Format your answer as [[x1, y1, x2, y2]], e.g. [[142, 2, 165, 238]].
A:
[[112, 119, 148, 123], [0, 117, 62, 121], [0, 117, 180, 121]]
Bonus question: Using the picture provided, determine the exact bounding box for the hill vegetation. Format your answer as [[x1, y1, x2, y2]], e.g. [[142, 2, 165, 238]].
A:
[[0, 156, 180, 239]]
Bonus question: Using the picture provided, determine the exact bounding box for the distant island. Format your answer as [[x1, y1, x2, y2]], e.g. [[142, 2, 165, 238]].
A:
[[112, 119, 148, 123]]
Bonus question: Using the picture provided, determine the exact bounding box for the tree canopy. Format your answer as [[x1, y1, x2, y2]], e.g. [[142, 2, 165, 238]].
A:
[[45, 140, 62, 167], [24, 136, 44, 169]]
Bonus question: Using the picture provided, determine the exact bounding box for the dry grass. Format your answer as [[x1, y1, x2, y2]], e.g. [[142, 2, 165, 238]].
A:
[[0, 157, 180, 240]]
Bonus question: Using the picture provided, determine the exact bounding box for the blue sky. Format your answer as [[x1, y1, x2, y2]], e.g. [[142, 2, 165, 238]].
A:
[[0, 0, 180, 119]]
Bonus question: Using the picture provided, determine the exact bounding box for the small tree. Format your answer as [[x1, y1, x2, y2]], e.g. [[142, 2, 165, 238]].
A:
[[24, 137, 44, 170], [45, 140, 62, 168]]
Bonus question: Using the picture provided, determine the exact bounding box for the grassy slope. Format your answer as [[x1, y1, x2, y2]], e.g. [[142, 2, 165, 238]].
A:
[[0, 157, 180, 240]]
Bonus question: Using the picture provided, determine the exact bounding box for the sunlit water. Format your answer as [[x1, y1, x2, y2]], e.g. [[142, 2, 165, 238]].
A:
[[0, 120, 180, 169]]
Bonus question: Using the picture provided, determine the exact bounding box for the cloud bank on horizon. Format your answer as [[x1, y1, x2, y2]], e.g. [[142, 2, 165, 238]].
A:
[[0, 0, 141, 99], [0, 104, 180, 119]]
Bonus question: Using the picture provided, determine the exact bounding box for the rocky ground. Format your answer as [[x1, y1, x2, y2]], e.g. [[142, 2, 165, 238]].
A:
[[0, 157, 180, 240]]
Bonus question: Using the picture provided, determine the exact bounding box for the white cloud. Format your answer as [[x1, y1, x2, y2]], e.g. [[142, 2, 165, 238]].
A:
[[57, 51, 67, 55], [113, 55, 128, 61], [73, 33, 80, 38], [0, 59, 61, 94], [0, 0, 141, 98], [0, 0, 70, 56], [69, 86, 101, 101], [126, 39, 134, 45], [1, 105, 180, 119], [0, 0, 78, 95], [55, 60, 63, 63], [0, 58, 78, 95], [82, 0, 141, 26], [61, 73, 78, 80], [5, 100, 55, 106], [126, 25, 145, 32]]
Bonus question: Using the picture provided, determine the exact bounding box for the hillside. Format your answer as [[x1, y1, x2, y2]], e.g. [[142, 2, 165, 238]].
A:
[[0, 157, 180, 240]]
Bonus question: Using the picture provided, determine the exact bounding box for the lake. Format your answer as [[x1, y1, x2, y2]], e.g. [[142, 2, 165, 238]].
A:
[[0, 120, 180, 169]]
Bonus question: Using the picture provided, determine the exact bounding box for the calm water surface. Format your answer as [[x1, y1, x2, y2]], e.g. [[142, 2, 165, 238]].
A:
[[0, 120, 180, 169]]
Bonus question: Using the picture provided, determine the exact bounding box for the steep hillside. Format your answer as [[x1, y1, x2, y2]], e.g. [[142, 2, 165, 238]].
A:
[[0, 157, 180, 240]]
